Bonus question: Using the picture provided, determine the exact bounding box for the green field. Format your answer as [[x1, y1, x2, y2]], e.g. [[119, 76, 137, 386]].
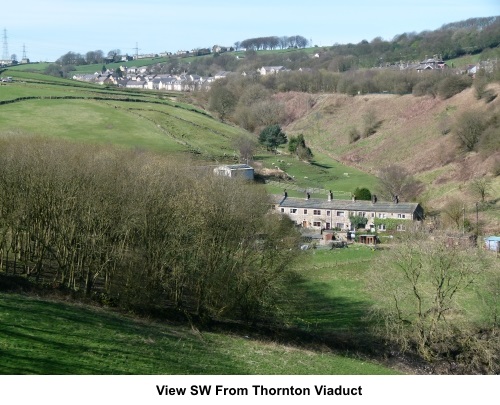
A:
[[289, 247, 378, 333], [0, 72, 249, 159], [259, 151, 378, 198], [0, 244, 398, 375], [0, 288, 396, 375]]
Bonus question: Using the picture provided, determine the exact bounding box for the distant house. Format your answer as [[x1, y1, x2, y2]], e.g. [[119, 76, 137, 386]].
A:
[[0, 59, 13, 66], [126, 80, 146, 89], [73, 73, 98, 82], [271, 193, 423, 231], [96, 75, 117, 85], [484, 236, 500, 252], [416, 55, 447, 72], [213, 164, 254, 180], [260, 66, 286, 75], [466, 64, 478, 75], [214, 71, 231, 80]]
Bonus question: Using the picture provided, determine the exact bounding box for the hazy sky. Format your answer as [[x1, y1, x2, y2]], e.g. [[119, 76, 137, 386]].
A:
[[2, 0, 499, 62]]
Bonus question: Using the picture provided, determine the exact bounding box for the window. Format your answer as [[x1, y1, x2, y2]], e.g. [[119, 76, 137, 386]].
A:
[[326, 210, 331, 216], [336, 211, 345, 217], [397, 214, 406, 219], [313, 209, 321, 215], [371, 212, 375, 218], [378, 213, 386, 218], [336, 223, 344, 229], [313, 221, 321, 227], [290, 208, 297, 214], [397, 224, 406, 231], [378, 224, 386, 231], [303, 209, 308, 214], [358, 211, 365, 217], [280, 208, 285, 213]]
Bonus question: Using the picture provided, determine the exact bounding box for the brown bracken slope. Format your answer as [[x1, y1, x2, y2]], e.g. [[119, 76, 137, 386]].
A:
[[283, 84, 500, 232]]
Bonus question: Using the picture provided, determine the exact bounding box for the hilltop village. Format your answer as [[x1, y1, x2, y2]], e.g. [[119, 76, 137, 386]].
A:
[[71, 64, 292, 91], [70, 52, 497, 92]]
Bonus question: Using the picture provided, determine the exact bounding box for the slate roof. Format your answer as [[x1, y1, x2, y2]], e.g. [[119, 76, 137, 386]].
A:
[[271, 195, 422, 215]]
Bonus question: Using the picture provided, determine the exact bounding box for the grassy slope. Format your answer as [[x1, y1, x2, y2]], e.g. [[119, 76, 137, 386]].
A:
[[0, 70, 249, 158], [0, 291, 396, 375]]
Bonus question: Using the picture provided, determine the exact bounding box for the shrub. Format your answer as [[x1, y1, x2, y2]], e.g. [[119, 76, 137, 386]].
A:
[[437, 75, 472, 100], [348, 127, 361, 144], [353, 187, 372, 200], [412, 75, 439, 97], [361, 109, 381, 138], [454, 110, 486, 151]]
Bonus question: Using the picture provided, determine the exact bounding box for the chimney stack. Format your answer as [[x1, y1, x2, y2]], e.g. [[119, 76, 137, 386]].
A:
[[328, 190, 333, 201], [306, 192, 310, 200], [284, 189, 288, 199], [371, 194, 377, 204]]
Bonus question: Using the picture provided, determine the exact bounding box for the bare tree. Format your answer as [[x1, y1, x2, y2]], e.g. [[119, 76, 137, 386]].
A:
[[377, 164, 424, 201], [469, 177, 491, 203], [370, 230, 486, 362], [442, 199, 465, 230], [208, 81, 237, 121], [232, 135, 256, 163], [454, 111, 486, 151], [0, 136, 301, 324]]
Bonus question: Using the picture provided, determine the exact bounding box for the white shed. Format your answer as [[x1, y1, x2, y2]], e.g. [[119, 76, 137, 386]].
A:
[[213, 164, 254, 180]]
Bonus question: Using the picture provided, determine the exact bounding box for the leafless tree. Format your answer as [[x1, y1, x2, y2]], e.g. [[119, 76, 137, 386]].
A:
[[469, 177, 491, 203], [377, 164, 424, 201], [369, 230, 488, 363]]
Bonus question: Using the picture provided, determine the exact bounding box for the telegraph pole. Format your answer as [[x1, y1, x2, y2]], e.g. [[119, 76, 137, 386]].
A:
[[475, 202, 479, 245], [134, 42, 140, 60], [2, 29, 8, 61]]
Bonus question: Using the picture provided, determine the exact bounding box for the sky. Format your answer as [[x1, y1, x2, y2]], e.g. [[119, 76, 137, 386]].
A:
[[2, 0, 499, 62]]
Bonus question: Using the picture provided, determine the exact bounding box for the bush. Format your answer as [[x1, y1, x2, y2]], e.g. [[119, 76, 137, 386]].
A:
[[412, 75, 439, 97], [454, 110, 486, 151], [361, 109, 381, 138], [437, 75, 472, 99], [369, 231, 496, 369], [348, 127, 361, 144], [353, 187, 372, 200]]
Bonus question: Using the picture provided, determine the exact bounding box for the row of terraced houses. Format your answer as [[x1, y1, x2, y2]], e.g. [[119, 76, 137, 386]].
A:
[[271, 192, 424, 232]]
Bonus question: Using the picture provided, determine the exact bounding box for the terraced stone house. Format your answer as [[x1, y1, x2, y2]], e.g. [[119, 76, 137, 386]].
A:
[[271, 192, 424, 232]]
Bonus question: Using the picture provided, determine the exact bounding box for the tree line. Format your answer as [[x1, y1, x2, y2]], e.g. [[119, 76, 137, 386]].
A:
[[205, 69, 480, 134], [237, 35, 309, 51], [0, 136, 300, 323]]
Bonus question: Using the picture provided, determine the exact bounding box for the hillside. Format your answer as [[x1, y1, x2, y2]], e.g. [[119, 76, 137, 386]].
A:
[[1, 62, 499, 376], [0, 70, 249, 160], [282, 85, 500, 231], [0, 292, 397, 375]]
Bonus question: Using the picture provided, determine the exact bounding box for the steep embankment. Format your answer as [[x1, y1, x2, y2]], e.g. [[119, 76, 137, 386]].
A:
[[283, 85, 500, 229]]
